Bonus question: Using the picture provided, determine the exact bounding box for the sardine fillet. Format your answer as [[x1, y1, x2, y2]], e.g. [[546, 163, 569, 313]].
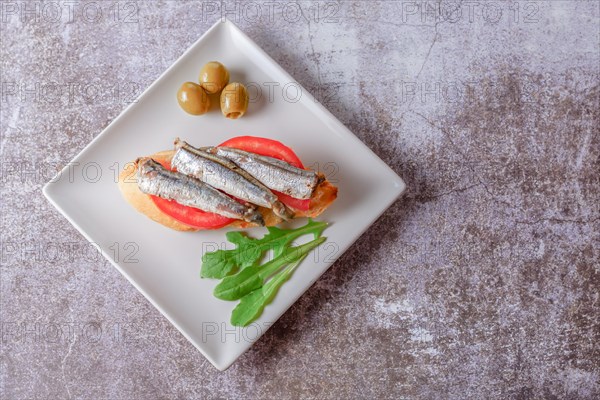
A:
[[209, 146, 320, 200], [136, 157, 263, 225]]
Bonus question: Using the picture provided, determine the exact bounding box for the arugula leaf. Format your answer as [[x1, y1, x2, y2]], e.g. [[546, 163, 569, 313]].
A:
[[213, 237, 326, 300], [231, 254, 308, 327], [201, 219, 327, 279]]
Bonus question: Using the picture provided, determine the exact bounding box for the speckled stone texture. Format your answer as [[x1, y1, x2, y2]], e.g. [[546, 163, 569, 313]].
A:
[[1, 1, 599, 398]]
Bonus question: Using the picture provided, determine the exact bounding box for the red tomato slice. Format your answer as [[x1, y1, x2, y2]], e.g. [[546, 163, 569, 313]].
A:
[[155, 158, 171, 170], [147, 136, 312, 228], [273, 190, 310, 211], [149, 156, 235, 229], [219, 136, 311, 210], [219, 136, 304, 168], [151, 195, 234, 230]]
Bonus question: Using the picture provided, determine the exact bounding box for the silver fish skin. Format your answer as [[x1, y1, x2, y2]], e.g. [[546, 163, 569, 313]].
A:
[[136, 157, 264, 225], [207, 146, 319, 200], [171, 139, 292, 220]]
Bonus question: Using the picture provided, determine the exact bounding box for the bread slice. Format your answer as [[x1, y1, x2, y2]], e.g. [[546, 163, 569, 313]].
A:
[[118, 150, 337, 231]]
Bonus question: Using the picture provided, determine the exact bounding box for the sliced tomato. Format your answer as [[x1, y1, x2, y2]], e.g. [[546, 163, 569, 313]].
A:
[[154, 158, 171, 170], [273, 190, 310, 211], [219, 136, 304, 168], [219, 136, 311, 210], [149, 155, 235, 229], [147, 136, 311, 228], [151, 195, 233, 230]]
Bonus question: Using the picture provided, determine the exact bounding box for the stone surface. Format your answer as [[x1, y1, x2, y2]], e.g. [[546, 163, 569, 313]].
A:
[[1, 1, 599, 399]]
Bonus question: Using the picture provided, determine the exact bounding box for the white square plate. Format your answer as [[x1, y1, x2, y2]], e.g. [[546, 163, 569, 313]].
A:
[[43, 19, 405, 370]]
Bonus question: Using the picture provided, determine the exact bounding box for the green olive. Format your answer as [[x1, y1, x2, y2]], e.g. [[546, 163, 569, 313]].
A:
[[199, 61, 230, 94], [220, 83, 249, 119], [177, 82, 210, 115]]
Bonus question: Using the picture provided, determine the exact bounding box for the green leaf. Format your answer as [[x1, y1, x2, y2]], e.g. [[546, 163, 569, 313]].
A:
[[231, 254, 308, 327], [213, 266, 264, 301], [200, 219, 328, 279], [213, 236, 326, 300]]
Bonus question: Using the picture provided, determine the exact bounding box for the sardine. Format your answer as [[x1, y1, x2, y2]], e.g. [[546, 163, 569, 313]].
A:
[[206, 146, 320, 200], [172, 139, 292, 220], [136, 157, 264, 225]]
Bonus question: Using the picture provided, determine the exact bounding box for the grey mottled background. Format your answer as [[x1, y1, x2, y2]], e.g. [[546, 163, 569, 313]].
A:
[[1, 1, 599, 399]]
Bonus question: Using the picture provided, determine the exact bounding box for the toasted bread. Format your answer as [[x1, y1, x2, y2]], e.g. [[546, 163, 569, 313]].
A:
[[118, 150, 337, 231]]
